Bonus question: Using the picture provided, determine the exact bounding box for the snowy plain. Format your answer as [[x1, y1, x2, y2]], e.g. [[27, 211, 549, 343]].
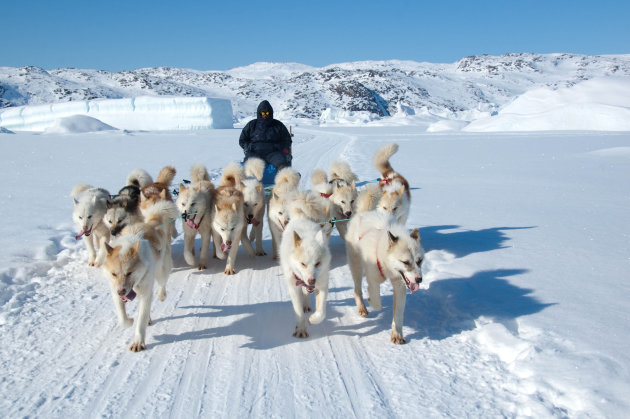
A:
[[1, 118, 629, 418]]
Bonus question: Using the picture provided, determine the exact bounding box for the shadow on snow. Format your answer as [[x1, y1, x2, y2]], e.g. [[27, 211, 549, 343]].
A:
[[152, 224, 552, 348]]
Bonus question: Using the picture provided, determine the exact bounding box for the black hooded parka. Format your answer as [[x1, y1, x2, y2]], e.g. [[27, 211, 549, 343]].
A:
[[238, 100, 292, 169]]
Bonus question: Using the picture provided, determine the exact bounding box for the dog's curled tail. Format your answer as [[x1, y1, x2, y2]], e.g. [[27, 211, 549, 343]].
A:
[[244, 157, 265, 181], [70, 183, 92, 197], [330, 160, 358, 183], [156, 165, 177, 187], [355, 183, 382, 213], [274, 167, 301, 188], [143, 200, 179, 229], [190, 163, 210, 184], [310, 169, 328, 186], [126, 169, 154, 189], [220, 162, 245, 188], [373, 143, 399, 176]]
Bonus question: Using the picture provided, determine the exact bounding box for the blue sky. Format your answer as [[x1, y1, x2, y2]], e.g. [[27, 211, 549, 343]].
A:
[[2, 0, 629, 71]]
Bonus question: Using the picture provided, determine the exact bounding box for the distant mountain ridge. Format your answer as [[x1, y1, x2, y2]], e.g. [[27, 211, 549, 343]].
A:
[[1, 53, 629, 124]]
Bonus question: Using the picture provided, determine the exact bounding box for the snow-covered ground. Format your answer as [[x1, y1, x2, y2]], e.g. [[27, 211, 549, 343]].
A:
[[1, 122, 629, 417]]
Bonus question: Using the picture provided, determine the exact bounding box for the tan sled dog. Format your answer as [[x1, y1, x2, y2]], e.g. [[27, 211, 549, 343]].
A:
[[327, 161, 358, 239], [242, 157, 267, 256], [268, 167, 300, 259], [288, 190, 334, 240], [177, 164, 215, 270], [140, 165, 178, 239], [101, 200, 175, 352], [212, 162, 255, 274], [372, 143, 411, 224], [345, 211, 424, 344]]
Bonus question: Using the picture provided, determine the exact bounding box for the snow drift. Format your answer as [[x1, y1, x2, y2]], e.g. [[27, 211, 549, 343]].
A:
[[0, 96, 234, 132], [463, 78, 630, 132]]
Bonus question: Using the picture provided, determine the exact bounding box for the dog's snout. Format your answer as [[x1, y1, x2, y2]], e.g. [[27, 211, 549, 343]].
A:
[[307, 278, 316, 286], [415, 276, 422, 284], [117, 288, 126, 296], [226, 240, 232, 247], [345, 211, 352, 218]]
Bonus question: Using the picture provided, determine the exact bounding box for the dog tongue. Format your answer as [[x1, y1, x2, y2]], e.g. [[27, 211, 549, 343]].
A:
[[408, 282, 420, 293], [186, 218, 199, 229], [221, 243, 231, 253], [251, 218, 260, 227], [121, 289, 136, 302], [74, 226, 91, 240]]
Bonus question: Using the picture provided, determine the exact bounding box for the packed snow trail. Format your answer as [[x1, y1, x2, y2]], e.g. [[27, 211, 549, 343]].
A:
[[1, 128, 629, 417]]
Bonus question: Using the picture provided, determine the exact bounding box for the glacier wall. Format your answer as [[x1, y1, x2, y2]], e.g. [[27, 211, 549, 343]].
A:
[[0, 96, 233, 131]]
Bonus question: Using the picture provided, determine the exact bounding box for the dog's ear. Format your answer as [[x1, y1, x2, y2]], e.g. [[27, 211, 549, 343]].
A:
[[179, 183, 187, 193], [410, 228, 421, 242], [256, 183, 262, 193], [105, 242, 115, 256], [74, 197, 79, 206], [351, 180, 356, 189], [132, 240, 141, 254], [293, 231, 302, 247], [232, 202, 237, 211], [159, 189, 167, 199], [388, 231, 399, 247], [273, 192, 279, 201]]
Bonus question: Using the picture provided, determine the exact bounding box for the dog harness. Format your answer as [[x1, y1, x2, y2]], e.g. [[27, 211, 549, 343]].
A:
[[357, 228, 386, 279]]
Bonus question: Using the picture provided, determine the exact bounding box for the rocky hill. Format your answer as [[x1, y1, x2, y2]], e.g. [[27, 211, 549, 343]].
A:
[[1, 53, 629, 124]]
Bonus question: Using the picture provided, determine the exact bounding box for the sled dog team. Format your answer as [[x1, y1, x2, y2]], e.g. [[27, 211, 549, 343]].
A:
[[71, 144, 424, 351]]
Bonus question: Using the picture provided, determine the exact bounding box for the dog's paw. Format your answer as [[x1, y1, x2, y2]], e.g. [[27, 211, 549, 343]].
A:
[[197, 264, 207, 270], [358, 306, 369, 317], [293, 328, 309, 338], [256, 250, 267, 256], [224, 266, 236, 275], [129, 341, 146, 352], [391, 332, 406, 345], [148, 317, 153, 326]]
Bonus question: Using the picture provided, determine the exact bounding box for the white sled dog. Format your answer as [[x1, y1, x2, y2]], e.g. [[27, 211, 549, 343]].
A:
[[372, 143, 411, 224], [212, 162, 255, 274], [280, 218, 331, 338], [177, 164, 215, 270], [71, 184, 111, 266], [103, 169, 152, 237], [242, 157, 267, 256], [327, 161, 358, 239], [268, 167, 300, 259], [345, 211, 424, 344], [101, 200, 175, 352]]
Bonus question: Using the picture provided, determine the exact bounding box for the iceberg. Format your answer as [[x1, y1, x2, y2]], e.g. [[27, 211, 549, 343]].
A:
[[0, 96, 233, 132]]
